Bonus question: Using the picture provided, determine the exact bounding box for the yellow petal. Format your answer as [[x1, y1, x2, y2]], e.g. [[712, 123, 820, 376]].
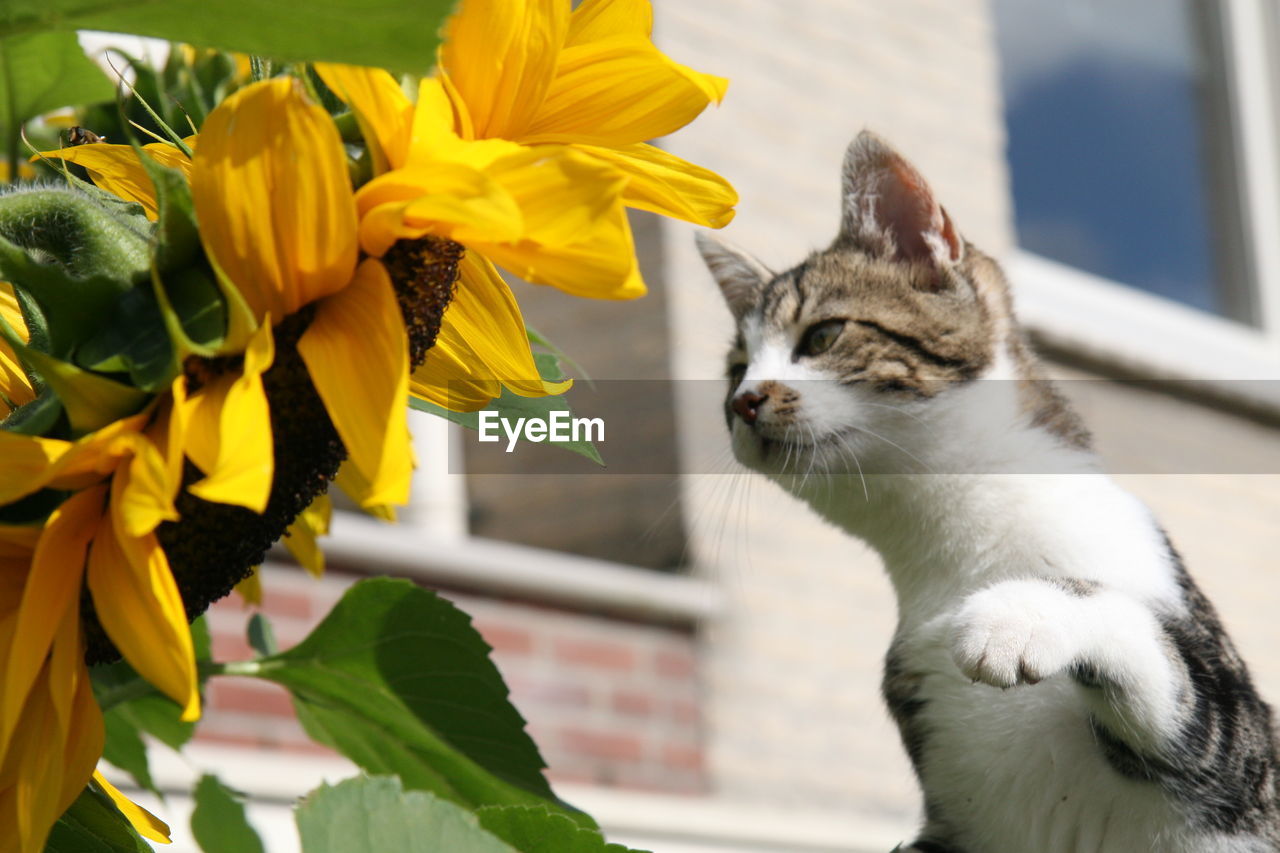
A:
[[476, 194, 645, 300], [88, 493, 198, 721], [577, 142, 737, 228], [356, 161, 523, 257], [409, 315, 502, 412], [333, 462, 397, 521], [47, 596, 85, 737], [567, 0, 652, 43], [234, 566, 262, 606], [0, 433, 70, 505], [92, 770, 171, 843], [191, 78, 357, 320], [525, 36, 727, 146], [147, 376, 190, 503], [452, 253, 571, 398], [15, 345, 149, 437], [186, 321, 275, 513], [11, 668, 65, 850], [440, 0, 568, 139], [0, 485, 102, 757], [49, 611, 104, 829], [57, 672, 105, 821], [465, 148, 645, 299], [0, 524, 38, 560], [284, 493, 330, 577], [298, 260, 412, 509], [43, 411, 153, 491], [405, 78, 526, 171], [36, 140, 194, 219], [0, 283, 34, 414], [116, 435, 180, 537], [0, 410, 152, 506], [315, 64, 413, 173]]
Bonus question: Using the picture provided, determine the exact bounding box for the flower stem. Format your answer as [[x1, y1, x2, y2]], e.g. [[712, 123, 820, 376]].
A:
[[96, 658, 279, 711]]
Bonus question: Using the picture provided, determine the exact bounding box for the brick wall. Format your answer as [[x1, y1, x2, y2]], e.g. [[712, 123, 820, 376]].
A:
[[197, 558, 706, 794]]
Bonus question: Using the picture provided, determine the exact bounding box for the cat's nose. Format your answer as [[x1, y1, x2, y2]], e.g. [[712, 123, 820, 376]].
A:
[[732, 391, 766, 425]]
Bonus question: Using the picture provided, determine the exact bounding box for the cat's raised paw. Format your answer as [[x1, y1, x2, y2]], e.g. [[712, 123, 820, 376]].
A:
[[948, 580, 1083, 688]]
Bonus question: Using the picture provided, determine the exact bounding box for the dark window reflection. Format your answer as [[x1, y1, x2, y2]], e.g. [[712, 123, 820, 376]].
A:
[[993, 0, 1255, 324]]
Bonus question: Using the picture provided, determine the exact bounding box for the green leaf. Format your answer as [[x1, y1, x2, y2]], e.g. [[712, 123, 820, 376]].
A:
[[45, 784, 154, 853], [0, 31, 113, 168], [190, 775, 264, 853], [2, 1, 457, 77], [247, 612, 277, 657], [526, 325, 590, 384], [95, 617, 209, 753], [102, 710, 158, 796], [295, 776, 518, 853], [410, 352, 605, 465], [254, 578, 585, 821], [477, 806, 653, 853]]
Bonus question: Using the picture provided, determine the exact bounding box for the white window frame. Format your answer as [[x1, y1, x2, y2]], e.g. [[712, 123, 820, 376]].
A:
[[1008, 0, 1280, 401]]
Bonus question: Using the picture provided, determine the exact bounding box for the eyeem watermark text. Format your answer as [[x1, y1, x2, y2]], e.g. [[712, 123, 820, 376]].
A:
[[477, 411, 605, 452]]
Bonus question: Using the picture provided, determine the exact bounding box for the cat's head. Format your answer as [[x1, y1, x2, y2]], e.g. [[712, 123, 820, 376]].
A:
[[698, 131, 1074, 478]]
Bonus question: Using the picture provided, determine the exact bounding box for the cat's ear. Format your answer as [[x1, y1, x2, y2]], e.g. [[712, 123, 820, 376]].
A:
[[695, 231, 770, 322], [839, 130, 963, 268]]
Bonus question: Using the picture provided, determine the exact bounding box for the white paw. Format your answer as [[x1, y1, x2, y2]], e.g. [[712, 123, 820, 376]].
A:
[[949, 580, 1084, 688]]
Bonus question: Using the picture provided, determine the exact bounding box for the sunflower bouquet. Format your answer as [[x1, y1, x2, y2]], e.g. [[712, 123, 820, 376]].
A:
[[0, 0, 734, 849]]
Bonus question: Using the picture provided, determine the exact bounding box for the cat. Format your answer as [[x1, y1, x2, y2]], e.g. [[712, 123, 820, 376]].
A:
[[695, 131, 1280, 852]]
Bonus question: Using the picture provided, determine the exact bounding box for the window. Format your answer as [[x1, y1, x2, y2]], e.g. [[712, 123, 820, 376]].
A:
[[991, 0, 1280, 382]]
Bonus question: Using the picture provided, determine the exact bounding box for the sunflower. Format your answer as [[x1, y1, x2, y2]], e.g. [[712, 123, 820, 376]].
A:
[[0, 521, 171, 853], [1, 2, 737, 843], [314, 0, 735, 410], [0, 305, 173, 851], [439, 0, 737, 230], [316, 66, 623, 409]]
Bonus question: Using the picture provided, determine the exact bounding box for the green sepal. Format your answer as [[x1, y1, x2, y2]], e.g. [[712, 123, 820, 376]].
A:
[[136, 148, 200, 273], [136, 146, 229, 357], [76, 283, 176, 392], [0, 387, 63, 435], [0, 188, 150, 358], [63, 146, 225, 390]]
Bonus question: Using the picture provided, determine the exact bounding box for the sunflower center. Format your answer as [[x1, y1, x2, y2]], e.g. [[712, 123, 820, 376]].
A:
[[381, 236, 465, 368]]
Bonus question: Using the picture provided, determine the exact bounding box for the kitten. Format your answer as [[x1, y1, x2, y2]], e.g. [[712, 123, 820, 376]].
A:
[[696, 132, 1280, 852]]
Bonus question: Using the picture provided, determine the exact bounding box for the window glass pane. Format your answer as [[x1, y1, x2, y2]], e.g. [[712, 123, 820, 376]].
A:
[[993, 0, 1254, 323]]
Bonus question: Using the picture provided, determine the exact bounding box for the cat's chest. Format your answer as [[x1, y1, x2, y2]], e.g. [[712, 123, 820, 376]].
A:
[[887, 635, 1196, 853]]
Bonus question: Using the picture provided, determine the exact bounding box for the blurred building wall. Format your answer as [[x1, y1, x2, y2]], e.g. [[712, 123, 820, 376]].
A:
[[657, 0, 1280, 831]]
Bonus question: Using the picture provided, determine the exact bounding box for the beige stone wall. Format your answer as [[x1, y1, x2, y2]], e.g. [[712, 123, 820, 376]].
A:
[[655, 0, 1280, 833]]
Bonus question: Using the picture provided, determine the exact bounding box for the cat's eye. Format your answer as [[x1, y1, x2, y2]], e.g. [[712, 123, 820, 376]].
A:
[[798, 319, 845, 357], [728, 362, 747, 387]]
